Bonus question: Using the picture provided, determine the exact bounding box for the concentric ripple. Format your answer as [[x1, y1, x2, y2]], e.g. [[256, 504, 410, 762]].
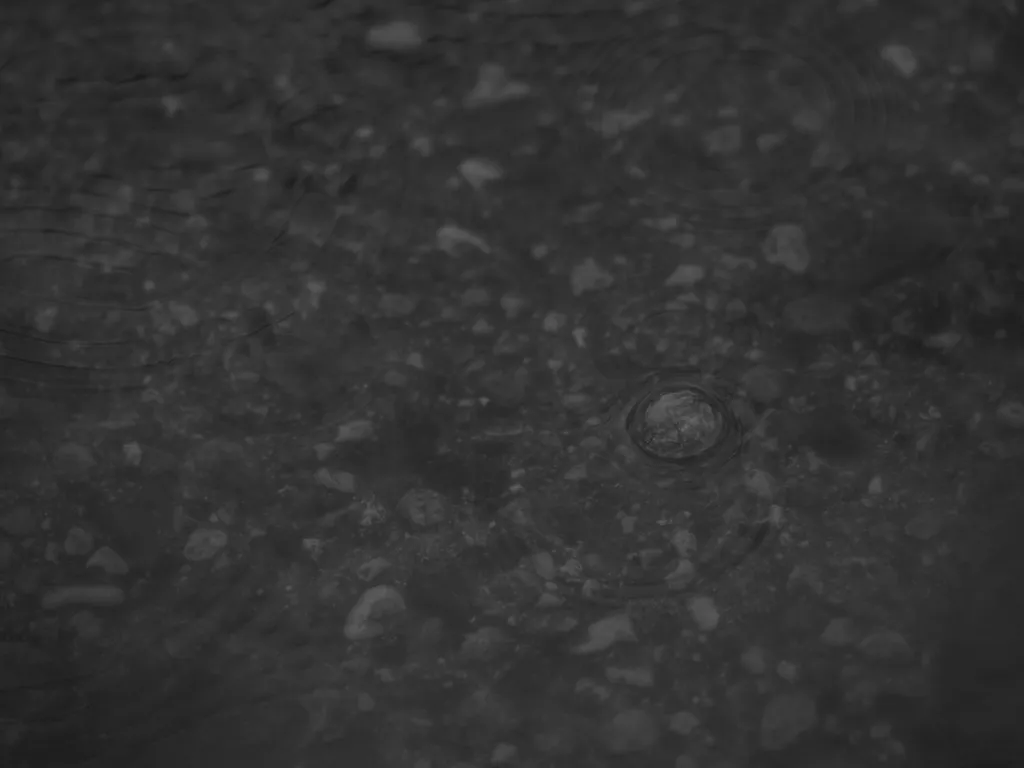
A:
[[599, 368, 745, 487]]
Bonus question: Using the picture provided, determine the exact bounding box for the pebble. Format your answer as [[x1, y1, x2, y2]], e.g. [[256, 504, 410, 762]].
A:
[[365, 20, 424, 52], [605, 709, 660, 754], [491, 743, 518, 765], [41, 584, 125, 610], [665, 263, 706, 287], [687, 595, 720, 632], [783, 294, 852, 335], [86, 546, 129, 576], [315, 468, 356, 493], [64, 527, 94, 557], [995, 400, 1024, 429], [858, 629, 913, 661], [571, 257, 615, 296], [396, 488, 450, 527], [742, 364, 787, 404], [436, 224, 491, 255], [743, 468, 777, 500], [881, 43, 918, 78], [344, 585, 406, 641], [763, 224, 811, 274], [821, 617, 861, 647], [572, 613, 637, 654], [532, 551, 557, 580], [668, 711, 700, 736], [760, 691, 818, 750], [183, 528, 228, 562], [357, 557, 392, 582], [459, 157, 504, 190], [335, 419, 375, 443], [464, 63, 531, 108], [0, 506, 36, 537], [606, 664, 655, 688], [904, 510, 947, 540]]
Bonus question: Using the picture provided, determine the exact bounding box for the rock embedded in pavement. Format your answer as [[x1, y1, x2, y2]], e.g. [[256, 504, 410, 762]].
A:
[[572, 613, 637, 654], [396, 488, 451, 527], [763, 223, 812, 274], [344, 585, 406, 641], [760, 691, 818, 750], [86, 546, 129, 576]]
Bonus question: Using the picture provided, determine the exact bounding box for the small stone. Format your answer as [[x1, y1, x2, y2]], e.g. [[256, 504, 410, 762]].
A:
[[742, 365, 786, 404], [571, 257, 615, 296], [763, 223, 811, 274], [344, 585, 406, 641], [665, 263, 707, 287], [687, 595, 720, 632], [744, 469, 778, 501], [365, 20, 423, 52], [379, 293, 418, 318], [741, 646, 767, 675], [995, 400, 1024, 429], [606, 664, 655, 687], [64, 527, 94, 557], [356, 557, 392, 582], [605, 709, 660, 754], [335, 419, 375, 443], [86, 546, 129, 576], [881, 43, 917, 77], [459, 157, 503, 190], [464, 63, 531, 108], [396, 488, 450, 527], [0, 506, 36, 537], [54, 442, 95, 481], [491, 742, 518, 765], [858, 629, 913, 661], [821, 617, 861, 647], [783, 294, 852, 335], [867, 475, 883, 495], [532, 551, 557, 580], [169, 302, 200, 328], [668, 711, 700, 736], [572, 613, 637, 654], [760, 691, 818, 751], [41, 584, 125, 610], [315, 468, 356, 493], [776, 661, 799, 682], [436, 224, 491, 255], [183, 528, 228, 562]]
